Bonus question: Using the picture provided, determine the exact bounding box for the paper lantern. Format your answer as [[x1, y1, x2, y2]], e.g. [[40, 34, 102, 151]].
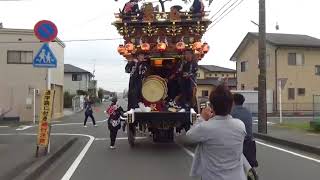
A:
[[192, 42, 202, 51], [141, 43, 150, 51], [157, 42, 167, 52], [125, 43, 134, 52], [202, 43, 209, 53], [117, 45, 126, 55], [153, 59, 163, 67], [176, 42, 186, 51]]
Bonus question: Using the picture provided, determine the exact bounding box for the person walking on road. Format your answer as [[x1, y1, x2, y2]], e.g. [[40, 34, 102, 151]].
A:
[[106, 97, 124, 149], [186, 85, 247, 180], [231, 93, 258, 168], [84, 96, 97, 127]]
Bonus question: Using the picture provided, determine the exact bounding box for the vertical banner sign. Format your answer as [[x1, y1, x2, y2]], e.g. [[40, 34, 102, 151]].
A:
[[37, 90, 55, 147]]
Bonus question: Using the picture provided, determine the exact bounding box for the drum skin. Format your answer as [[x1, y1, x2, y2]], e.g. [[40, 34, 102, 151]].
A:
[[142, 75, 167, 103]]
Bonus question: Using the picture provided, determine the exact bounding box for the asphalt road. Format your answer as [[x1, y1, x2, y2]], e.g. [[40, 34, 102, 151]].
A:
[[1, 99, 320, 180]]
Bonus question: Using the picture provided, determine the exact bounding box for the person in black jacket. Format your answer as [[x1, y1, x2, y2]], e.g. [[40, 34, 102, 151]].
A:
[[125, 58, 139, 110], [137, 53, 149, 102], [83, 96, 97, 127], [177, 51, 198, 110], [190, 0, 204, 14], [106, 97, 124, 149]]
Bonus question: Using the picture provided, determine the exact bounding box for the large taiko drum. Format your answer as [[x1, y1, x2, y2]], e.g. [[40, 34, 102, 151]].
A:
[[142, 75, 167, 103]]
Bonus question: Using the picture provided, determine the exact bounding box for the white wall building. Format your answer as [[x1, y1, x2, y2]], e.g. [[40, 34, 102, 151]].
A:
[[0, 28, 65, 122], [64, 64, 96, 95]]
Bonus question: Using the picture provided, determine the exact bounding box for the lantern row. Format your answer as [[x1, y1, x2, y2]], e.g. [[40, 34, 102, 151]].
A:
[[117, 41, 210, 57]]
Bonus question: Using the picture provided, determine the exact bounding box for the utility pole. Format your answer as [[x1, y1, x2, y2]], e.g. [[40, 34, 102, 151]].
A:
[[258, 0, 267, 134]]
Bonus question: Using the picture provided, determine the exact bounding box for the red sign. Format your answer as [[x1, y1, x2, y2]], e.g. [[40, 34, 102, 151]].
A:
[[34, 20, 58, 42]]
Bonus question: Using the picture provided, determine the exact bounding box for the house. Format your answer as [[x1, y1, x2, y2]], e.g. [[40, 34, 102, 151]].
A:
[[230, 32, 320, 112], [0, 28, 65, 122], [64, 64, 97, 96], [196, 65, 237, 98]]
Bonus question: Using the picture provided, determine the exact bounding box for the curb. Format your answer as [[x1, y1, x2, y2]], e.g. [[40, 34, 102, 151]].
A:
[[13, 137, 78, 180], [254, 132, 320, 156]]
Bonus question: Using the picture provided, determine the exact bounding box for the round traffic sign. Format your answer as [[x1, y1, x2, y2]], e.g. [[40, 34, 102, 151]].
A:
[[34, 20, 58, 42]]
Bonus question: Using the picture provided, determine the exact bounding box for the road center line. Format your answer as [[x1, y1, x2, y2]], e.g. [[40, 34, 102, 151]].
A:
[[0, 126, 9, 128], [256, 140, 320, 163]]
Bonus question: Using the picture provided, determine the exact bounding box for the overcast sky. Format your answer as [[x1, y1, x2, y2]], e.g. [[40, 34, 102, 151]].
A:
[[1, 0, 319, 92]]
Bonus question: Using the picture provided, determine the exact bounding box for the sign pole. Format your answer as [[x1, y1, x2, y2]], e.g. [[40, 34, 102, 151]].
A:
[[34, 20, 58, 157], [33, 89, 36, 125], [47, 67, 51, 154], [279, 80, 283, 124]]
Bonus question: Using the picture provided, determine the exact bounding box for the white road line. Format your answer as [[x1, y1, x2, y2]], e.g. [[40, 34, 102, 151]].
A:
[[0, 133, 95, 180], [253, 120, 275, 125], [0, 126, 9, 128], [256, 140, 320, 163], [16, 125, 33, 131], [178, 140, 320, 164], [52, 119, 107, 126], [55, 133, 95, 180], [94, 137, 147, 141], [178, 144, 194, 157]]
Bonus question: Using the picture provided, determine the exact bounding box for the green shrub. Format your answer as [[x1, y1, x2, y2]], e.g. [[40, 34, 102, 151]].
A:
[[64, 92, 74, 108]]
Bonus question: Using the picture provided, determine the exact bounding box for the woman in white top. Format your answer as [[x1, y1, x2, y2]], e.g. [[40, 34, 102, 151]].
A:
[[187, 85, 247, 180]]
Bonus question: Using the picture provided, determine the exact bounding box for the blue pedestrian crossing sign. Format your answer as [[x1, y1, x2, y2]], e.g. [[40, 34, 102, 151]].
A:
[[33, 43, 57, 68]]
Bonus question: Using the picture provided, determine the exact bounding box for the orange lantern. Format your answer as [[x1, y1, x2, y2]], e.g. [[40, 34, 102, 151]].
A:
[[141, 43, 150, 51], [192, 41, 202, 51], [176, 42, 186, 52], [157, 42, 167, 52], [153, 59, 163, 67], [117, 45, 126, 55], [202, 43, 209, 54], [125, 43, 134, 52]]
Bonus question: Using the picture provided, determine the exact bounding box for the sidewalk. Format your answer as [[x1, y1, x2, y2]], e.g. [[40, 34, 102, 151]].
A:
[[254, 124, 320, 155], [0, 135, 76, 180]]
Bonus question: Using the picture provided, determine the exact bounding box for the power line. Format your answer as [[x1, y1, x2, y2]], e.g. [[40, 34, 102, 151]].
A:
[[211, 0, 240, 24], [207, 0, 245, 31], [209, 0, 234, 21], [0, 37, 123, 44]]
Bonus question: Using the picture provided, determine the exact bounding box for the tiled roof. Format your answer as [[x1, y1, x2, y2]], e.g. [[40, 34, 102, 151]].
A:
[[197, 78, 237, 87], [199, 65, 236, 72]]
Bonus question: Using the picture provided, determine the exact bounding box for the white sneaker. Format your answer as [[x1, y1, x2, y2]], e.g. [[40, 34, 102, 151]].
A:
[[84, 125, 87, 127], [94, 124, 98, 127], [110, 146, 115, 149]]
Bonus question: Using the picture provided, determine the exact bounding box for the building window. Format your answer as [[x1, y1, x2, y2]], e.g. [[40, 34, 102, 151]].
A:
[[202, 90, 209, 97], [240, 61, 248, 72], [215, 74, 218, 77], [298, 88, 305, 96], [241, 84, 245, 90], [209, 74, 212, 77], [288, 53, 304, 66], [226, 74, 229, 77], [197, 73, 200, 78], [315, 65, 320, 75], [72, 74, 82, 81], [288, 88, 295, 100], [7, 51, 33, 64], [222, 74, 224, 77]]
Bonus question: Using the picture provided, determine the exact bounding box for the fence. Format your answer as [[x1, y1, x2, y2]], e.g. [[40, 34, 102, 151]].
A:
[[313, 95, 320, 121], [72, 95, 85, 112]]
